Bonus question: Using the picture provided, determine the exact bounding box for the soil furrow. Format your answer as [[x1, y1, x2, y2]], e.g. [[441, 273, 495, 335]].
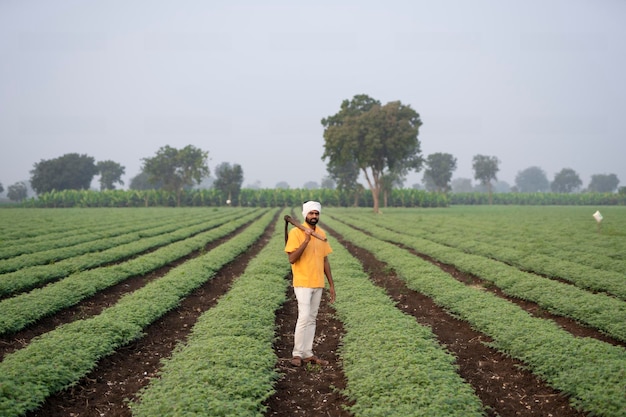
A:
[[264, 277, 353, 416]]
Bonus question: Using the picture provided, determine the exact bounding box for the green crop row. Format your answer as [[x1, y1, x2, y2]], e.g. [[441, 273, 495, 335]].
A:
[[425, 233, 626, 300], [329, 236, 485, 416], [0, 209, 266, 335], [374, 206, 626, 275], [0, 209, 250, 298], [450, 191, 626, 206], [0, 208, 277, 417], [23, 187, 450, 208], [0, 209, 239, 273], [19, 188, 626, 210], [130, 210, 291, 416], [323, 215, 626, 417], [0, 207, 175, 241], [363, 208, 626, 296], [330, 211, 626, 342], [0, 208, 214, 260]]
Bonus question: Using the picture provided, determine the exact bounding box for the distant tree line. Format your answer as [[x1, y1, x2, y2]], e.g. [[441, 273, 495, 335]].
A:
[[2, 93, 624, 208]]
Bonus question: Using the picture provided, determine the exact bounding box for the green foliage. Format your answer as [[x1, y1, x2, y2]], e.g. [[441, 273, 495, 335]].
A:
[[423, 152, 457, 192], [328, 235, 485, 416], [131, 210, 290, 416], [322, 94, 423, 212], [515, 166, 550, 192], [2, 206, 626, 416], [449, 191, 626, 205], [0, 209, 261, 334], [588, 173, 620, 193], [7, 182, 28, 202], [129, 171, 158, 190], [472, 155, 499, 204], [0, 209, 276, 416], [213, 162, 244, 204], [30, 153, 98, 194], [551, 168, 582, 193], [96, 160, 125, 190], [324, 207, 626, 417], [142, 145, 210, 206]]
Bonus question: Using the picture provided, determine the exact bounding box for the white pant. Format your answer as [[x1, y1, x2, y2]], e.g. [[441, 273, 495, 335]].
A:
[[292, 287, 323, 358]]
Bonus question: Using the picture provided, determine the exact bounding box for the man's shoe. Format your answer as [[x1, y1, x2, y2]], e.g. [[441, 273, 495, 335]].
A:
[[303, 356, 329, 366], [290, 356, 303, 367]]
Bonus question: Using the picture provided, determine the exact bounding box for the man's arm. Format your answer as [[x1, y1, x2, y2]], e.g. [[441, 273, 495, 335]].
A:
[[287, 229, 312, 264]]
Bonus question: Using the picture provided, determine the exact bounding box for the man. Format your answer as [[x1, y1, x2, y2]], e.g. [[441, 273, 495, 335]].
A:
[[284, 201, 336, 367]]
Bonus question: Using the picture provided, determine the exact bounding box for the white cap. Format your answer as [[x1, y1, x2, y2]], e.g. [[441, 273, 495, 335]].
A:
[[302, 201, 321, 219]]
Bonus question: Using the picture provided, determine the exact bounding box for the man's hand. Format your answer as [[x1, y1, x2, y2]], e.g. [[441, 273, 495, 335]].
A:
[[328, 286, 336, 303]]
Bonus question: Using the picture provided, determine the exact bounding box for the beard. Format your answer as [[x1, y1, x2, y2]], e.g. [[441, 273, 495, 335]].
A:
[[305, 217, 318, 227]]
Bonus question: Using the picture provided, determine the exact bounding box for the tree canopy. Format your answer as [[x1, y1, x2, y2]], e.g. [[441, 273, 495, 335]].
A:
[[7, 182, 28, 202], [472, 154, 500, 204], [97, 160, 126, 191], [423, 153, 457, 192], [551, 168, 582, 193], [142, 145, 209, 206], [321, 94, 423, 213], [588, 173, 620, 193], [213, 162, 244, 204], [30, 153, 98, 194], [515, 166, 549, 193]]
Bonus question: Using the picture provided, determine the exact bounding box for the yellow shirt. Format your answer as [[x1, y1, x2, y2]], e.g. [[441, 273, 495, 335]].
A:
[[284, 224, 332, 288]]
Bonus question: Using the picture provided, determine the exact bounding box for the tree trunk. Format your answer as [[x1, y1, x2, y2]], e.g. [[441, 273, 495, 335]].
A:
[[372, 185, 381, 213]]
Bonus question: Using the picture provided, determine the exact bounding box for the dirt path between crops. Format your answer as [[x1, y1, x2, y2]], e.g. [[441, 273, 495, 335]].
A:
[[4, 215, 608, 417]]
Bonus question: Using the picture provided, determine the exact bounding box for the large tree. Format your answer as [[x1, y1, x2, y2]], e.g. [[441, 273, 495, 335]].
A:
[[587, 173, 619, 193], [515, 166, 549, 193], [7, 182, 28, 202], [423, 152, 457, 192], [30, 153, 98, 194], [213, 162, 244, 205], [551, 168, 582, 193], [97, 160, 126, 191], [322, 94, 423, 213], [472, 154, 500, 204], [142, 145, 209, 206]]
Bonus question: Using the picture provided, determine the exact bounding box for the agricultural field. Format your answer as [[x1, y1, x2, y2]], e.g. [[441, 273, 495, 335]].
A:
[[0, 206, 624, 417]]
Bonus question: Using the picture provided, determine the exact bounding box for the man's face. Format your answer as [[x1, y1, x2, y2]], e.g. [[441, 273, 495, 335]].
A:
[[305, 210, 319, 226]]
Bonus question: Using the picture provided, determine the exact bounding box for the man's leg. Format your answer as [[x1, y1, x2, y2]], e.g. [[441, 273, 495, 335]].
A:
[[292, 287, 322, 359], [302, 287, 323, 357]]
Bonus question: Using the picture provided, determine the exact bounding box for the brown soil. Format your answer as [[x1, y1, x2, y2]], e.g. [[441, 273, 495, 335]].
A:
[[3, 217, 615, 416]]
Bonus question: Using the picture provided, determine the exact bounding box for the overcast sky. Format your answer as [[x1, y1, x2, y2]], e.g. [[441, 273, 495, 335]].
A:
[[1, 0, 625, 191]]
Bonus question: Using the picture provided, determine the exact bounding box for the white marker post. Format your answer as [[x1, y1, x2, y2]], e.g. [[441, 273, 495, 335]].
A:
[[593, 210, 603, 234]]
